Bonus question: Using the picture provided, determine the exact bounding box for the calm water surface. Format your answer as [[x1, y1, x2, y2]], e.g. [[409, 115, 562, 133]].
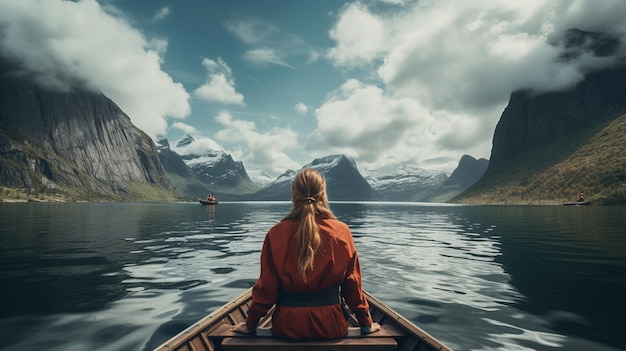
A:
[[0, 202, 624, 351]]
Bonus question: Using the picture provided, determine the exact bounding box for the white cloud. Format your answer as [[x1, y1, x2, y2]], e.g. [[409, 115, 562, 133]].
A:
[[319, 0, 626, 171], [224, 18, 280, 45], [170, 123, 224, 155], [310, 79, 497, 172], [243, 48, 293, 68], [152, 6, 170, 22], [214, 112, 301, 176], [225, 17, 308, 69], [0, 0, 190, 139], [294, 102, 308, 115], [175, 137, 223, 156], [171, 122, 197, 135], [308, 79, 425, 163], [193, 57, 245, 105], [326, 2, 386, 68]]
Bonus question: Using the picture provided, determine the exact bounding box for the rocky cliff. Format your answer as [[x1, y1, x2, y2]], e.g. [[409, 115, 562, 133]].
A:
[[0, 64, 177, 200], [156, 138, 215, 199], [456, 65, 626, 204], [490, 30, 626, 168], [172, 135, 261, 196], [490, 66, 626, 168], [427, 155, 488, 202]]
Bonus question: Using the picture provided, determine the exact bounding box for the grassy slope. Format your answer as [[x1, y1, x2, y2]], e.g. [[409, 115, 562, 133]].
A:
[[454, 114, 626, 205]]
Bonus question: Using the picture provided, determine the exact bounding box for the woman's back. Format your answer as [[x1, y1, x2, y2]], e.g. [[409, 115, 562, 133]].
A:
[[232, 168, 377, 339], [266, 218, 356, 293], [260, 217, 367, 339]]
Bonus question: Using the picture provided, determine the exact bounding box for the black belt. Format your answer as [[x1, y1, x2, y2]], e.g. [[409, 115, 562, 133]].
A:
[[278, 285, 341, 307]]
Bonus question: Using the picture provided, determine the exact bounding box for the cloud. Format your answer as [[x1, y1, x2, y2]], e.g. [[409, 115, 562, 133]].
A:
[[170, 122, 224, 155], [225, 17, 307, 68], [224, 18, 280, 45], [308, 79, 441, 165], [193, 57, 245, 105], [366, 0, 626, 108], [243, 48, 293, 68], [152, 6, 170, 22], [309, 79, 498, 172], [214, 111, 301, 176], [294, 102, 308, 115], [0, 0, 190, 139], [326, 2, 386, 68], [319, 0, 626, 171], [171, 122, 197, 135]]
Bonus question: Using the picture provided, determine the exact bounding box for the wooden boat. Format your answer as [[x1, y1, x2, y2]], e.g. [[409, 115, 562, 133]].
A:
[[563, 201, 590, 206], [153, 287, 452, 351], [199, 198, 218, 205]]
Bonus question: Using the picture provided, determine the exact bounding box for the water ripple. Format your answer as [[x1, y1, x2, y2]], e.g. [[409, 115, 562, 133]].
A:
[[1, 202, 624, 351]]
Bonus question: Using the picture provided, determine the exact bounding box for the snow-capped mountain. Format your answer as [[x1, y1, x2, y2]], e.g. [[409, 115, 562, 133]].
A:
[[169, 134, 260, 195], [362, 165, 448, 201], [157, 134, 485, 202], [248, 155, 380, 201], [175, 134, 195, 149], [156, 138, 218, 198], [246, 168, 277, 188]]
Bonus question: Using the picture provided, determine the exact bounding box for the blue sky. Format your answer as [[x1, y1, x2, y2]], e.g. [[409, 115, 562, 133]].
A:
[[2, 0, 626, 178]]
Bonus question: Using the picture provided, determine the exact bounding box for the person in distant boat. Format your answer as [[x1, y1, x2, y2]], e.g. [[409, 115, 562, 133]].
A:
[[577, 192, 585, 202], [232, 168, 380, 339], [206, 193, 215, 201]]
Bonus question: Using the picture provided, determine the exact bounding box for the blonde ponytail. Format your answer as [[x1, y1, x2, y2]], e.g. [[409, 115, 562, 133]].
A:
[[284, 168, 336, 280]]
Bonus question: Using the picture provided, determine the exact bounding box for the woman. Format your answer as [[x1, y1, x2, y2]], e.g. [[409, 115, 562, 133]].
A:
[[232, 168, 380, 339]]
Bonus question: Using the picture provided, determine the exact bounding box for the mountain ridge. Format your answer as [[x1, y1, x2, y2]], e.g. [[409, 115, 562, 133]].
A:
[[455, 62, 626, 205], [0, 63, 178, 201], [4, 53, 622, 203], [244, 155, 380, 201]]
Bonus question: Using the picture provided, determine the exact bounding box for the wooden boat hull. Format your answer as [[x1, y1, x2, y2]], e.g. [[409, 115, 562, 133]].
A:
[[153, 288, 452, 351], [563, 201, 589, 206], [199, 199, 218, 205]]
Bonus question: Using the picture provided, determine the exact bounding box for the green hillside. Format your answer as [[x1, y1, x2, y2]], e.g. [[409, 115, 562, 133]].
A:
[[454, 114, 626, 205]]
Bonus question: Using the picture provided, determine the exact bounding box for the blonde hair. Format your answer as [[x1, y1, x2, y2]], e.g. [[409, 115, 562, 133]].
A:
[[283, 168, 336, 280]]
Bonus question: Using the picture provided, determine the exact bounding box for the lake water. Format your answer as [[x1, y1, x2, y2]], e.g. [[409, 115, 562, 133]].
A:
[[0, 202, 624, 351]]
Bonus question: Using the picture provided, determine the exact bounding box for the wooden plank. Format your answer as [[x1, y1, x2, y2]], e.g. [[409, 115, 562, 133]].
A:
[[188, 336, 208, 351], [200, 329, 218, 351], [363, 291, 451, 351], [207, 324, 403, 339], [154, 288, 453, 351], [154, 289, 254, 351], [221, 336, 397, 351]]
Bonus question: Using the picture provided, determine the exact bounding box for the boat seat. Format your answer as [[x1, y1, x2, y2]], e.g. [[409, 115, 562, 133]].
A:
[[218, 325, 398, 351]]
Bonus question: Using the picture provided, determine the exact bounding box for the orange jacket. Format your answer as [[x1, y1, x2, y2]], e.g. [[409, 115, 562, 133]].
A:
[[246, 218, 373, 339]]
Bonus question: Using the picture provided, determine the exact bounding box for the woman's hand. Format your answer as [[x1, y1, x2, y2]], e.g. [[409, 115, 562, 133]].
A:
[[362, 322, 381, 334], [231, 321, 254, 334]]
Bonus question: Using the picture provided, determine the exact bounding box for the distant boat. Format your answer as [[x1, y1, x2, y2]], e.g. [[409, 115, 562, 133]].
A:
[[153, 287, 452, 351], [563, 201, 590, 206], [199, 198, 218, 205]]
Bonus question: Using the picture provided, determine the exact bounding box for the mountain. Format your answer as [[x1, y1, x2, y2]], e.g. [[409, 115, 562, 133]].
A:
[[246, 168, 276, 188], [425, 155, 489, 203], [363, 165, 447, 201], [0, 62, 178, 201], [489, 29, 626, 168], [455, 62, 626, 204], [156, 138, 215, 199], [172, 135, 260, 197], [247, 155, 380, 201]]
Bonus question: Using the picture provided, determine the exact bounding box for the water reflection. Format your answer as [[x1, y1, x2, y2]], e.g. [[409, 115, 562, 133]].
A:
[[1, 202, 624, 351], [334, 204, 566, 350]]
